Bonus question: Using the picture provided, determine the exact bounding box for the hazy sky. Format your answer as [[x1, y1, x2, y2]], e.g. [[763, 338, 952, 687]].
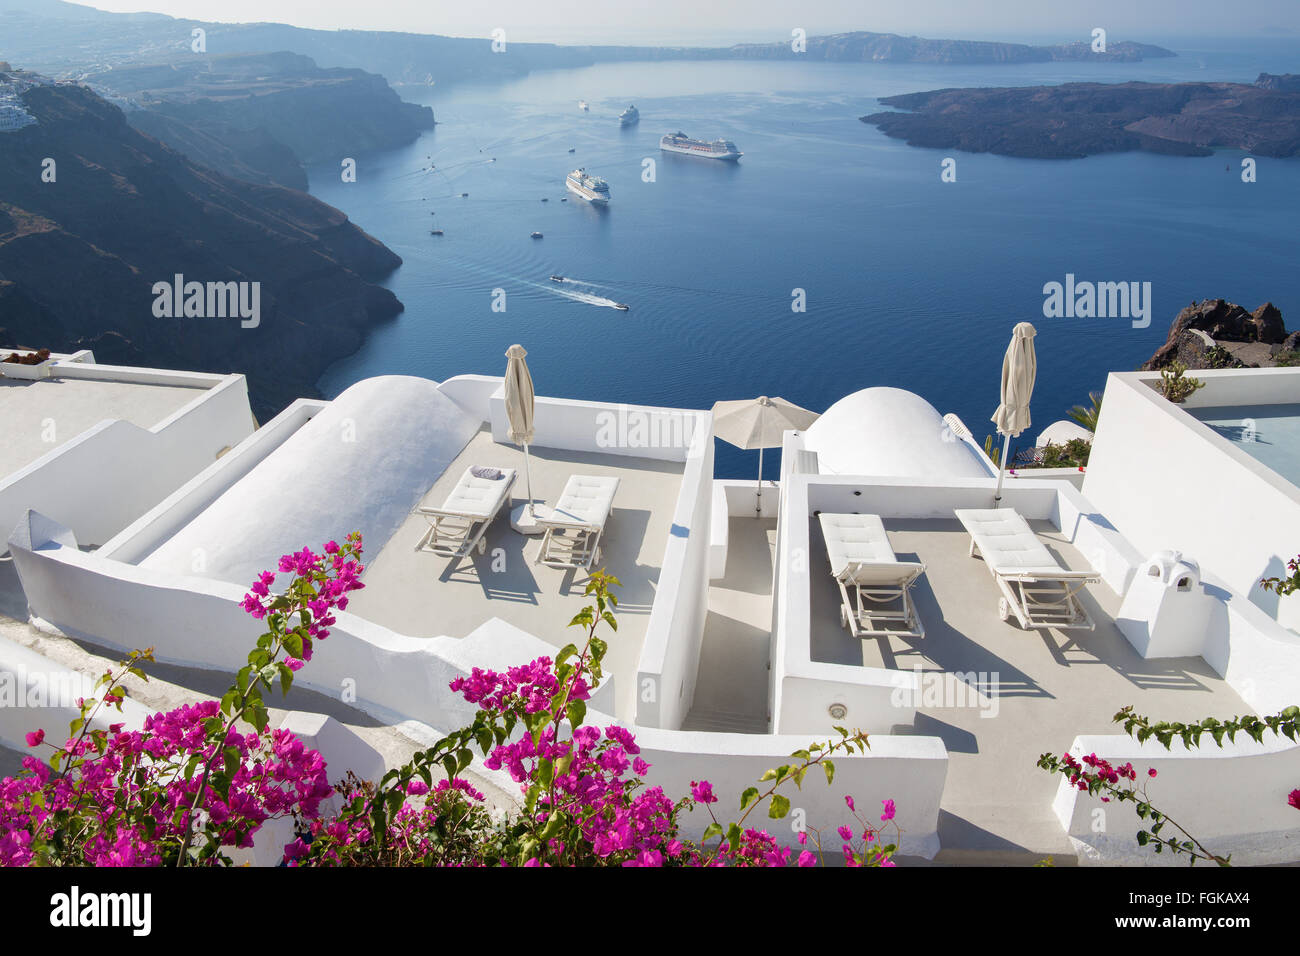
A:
[[77, 0, 1300, 44]]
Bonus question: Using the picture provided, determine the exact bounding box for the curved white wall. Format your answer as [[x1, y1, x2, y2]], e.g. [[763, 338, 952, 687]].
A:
[[140, 376, 479, 587], [804, 387, 991, 480]]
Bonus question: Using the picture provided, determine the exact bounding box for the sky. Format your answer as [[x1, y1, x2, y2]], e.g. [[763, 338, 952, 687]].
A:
[[73, 0, 1300, 45]]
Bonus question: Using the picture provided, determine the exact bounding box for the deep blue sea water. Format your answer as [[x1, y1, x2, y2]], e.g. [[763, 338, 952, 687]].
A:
[[311, 43, 1300, 478]]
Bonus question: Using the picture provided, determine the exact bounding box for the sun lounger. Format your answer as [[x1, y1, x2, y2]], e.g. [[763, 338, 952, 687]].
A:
[[536, 475, 621, 569], [818, 513, 927, 639], [954, 507, 1099, 630], [416, 466, 517, 557]]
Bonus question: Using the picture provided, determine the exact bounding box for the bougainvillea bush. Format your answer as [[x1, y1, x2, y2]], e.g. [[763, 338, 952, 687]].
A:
[[1038, 704, 1300, 866], [1, 538, 901, 867], [290, 570, 901, 867], [0, 535, 365, 866]]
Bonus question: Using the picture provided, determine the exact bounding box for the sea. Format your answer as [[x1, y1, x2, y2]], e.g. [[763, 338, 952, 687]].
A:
[[310, 37, 1300, 478]]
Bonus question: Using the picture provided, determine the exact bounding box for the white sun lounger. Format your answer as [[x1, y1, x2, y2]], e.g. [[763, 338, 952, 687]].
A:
[[818, 513, 927, 639], [954, 507, 1099, 630], [536, 475, 621, 569], [416, 466, 517, 558]]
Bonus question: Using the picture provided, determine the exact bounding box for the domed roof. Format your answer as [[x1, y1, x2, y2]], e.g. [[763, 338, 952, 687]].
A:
[[802, 387, 992, 479], [141, 376, 480, 586]]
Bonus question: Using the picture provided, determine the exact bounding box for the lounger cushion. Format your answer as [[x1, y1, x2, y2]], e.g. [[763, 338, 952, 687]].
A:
[[547, 475, 620, 528], [435, 466, 517, 518], [819, 513, 896, 576], [954, 508, 1065, 575]]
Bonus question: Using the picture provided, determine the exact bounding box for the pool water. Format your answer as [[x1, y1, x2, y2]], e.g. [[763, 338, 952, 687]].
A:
[[1188, 403, 1300, 487]]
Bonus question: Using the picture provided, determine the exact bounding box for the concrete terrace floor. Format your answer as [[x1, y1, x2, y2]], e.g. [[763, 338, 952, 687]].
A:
[[684, 517, 776, 733], [0, 374, 207, 478], [347, 428, 686, 723], [807, 517, 1250, 864]]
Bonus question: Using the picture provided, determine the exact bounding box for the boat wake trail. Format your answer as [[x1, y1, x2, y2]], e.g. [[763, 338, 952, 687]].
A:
[[552, 287, 626, 310]]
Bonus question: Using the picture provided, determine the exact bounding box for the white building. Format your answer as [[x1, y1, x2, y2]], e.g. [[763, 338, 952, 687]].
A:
[[3, 350, 1297, 864]]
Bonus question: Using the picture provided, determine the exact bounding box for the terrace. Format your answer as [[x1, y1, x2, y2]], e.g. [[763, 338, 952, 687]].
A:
[[349, 427, 687, 722], [6, 367, 1298, 863], [695, 501, 1249, 860], [0, 367, 207, 479], [1, 351, 254, 556]]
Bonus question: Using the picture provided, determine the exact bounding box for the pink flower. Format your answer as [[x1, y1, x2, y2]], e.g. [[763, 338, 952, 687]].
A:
[[1289, 789, 1300, 810], [1149, 768, 1158, 778], [24, 730, 44, 748], [880, 799, 896, 822], [844, 794, 855, 812], [797, 849, 816, 867], [690, 780, 717, 804]]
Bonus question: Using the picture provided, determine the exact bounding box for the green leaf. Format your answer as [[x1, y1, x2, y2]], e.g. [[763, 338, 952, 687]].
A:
[[566, 699, 586, 728], [822, 760, 835, 785], [740, 787, 759, 811], [768, 793, 791, 819]]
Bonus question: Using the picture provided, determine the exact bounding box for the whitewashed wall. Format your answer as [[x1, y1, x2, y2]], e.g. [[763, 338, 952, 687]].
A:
[[0, 367, 253, 549], [1052, 732, 1300, 866], [629, 723, 948, 859], [1084, 369, 1300, 630], [9, 513, 615, 737], [635, 421, 714, 729]]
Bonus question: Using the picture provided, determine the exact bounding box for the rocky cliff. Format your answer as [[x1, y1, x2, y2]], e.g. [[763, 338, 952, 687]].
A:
[[862, 78, 1300, 159], [74, 52, 437, 190], [0, 80, 404, 418], [1144, 300, 1298, 371]]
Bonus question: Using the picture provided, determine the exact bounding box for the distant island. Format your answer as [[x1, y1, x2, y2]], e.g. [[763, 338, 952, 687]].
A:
[[3, 1, 1176, 87], [587, 32, 1175, 65], [861, 75, 1300, 159]]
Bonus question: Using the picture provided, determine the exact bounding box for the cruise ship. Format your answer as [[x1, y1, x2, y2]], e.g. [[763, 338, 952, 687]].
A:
[[660, 131, 742, 161], [618, 104, 639, 127], [565, 168, 610, 205]]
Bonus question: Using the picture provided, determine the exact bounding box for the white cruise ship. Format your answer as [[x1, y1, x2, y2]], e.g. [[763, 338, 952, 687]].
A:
[[618, 104, 639, 126], [565, 168, 610, 204], [660, 131, 742, 161]]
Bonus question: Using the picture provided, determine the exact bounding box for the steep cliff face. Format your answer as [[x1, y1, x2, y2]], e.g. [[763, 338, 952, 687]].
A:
[[83, 52, 436, 184], [862, 80, 1300, 159], [0, 81, 404, 417]]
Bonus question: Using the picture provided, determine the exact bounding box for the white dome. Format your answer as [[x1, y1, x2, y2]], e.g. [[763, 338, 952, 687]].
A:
[[803, 387, 991, 479], [1037, 420, 1093, 447], [141, 376, 480, 587]]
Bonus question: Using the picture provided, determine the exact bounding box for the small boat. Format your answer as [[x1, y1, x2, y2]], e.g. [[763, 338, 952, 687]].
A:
[[530, 232, 543, 239], [550, 275, 565, 282], [568, 147, 576, 153], [541, 197, 549, 202], [461, 192, 469, 197], [430, 229, 444, 236], [614, 303, 630, 311], [578, 100, 589, 111]]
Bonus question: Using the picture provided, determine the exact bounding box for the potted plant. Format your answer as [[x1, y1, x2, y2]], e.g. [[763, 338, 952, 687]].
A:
[[0, 348, 55, 380]]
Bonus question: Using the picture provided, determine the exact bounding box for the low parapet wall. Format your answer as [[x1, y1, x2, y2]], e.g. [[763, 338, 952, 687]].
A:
[[1053, 731, 1300, 865], [0, 367, 253, 550]]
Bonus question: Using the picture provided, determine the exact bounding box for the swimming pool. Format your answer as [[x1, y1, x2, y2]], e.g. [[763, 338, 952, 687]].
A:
[[1188, 403, 1300, 488]]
